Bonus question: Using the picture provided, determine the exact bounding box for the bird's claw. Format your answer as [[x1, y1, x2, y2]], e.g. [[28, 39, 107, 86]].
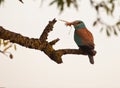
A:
[[92, 50, 97, 56]]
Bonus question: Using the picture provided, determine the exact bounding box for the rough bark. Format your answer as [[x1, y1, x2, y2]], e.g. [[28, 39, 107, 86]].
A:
[[0, 18, 86, 64]]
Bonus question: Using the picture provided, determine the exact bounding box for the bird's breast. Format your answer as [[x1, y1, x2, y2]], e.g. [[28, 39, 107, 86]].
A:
[[74, 31, 83, 46]]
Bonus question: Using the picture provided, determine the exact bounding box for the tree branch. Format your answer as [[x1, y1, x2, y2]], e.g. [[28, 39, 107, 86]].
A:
[[39, 18, 56, 42], [0, 26, 45, 50], [49, 38, 60, 45], [0, 18, 86, 64]]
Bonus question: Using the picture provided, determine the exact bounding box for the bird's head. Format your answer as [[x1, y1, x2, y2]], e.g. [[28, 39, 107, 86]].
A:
[[65, 20, 85, 30], [65, 20, 82, 26]]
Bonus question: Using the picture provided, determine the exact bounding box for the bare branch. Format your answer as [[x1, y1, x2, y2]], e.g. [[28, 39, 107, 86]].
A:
[[0, 26, 45, 50], [55, 49, 85, 55], [39, 18, 56, 42], [49, 38, 60, 45]]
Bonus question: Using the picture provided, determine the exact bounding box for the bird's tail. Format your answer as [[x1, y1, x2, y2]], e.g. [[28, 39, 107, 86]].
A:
[[88, 55, 94, 64]]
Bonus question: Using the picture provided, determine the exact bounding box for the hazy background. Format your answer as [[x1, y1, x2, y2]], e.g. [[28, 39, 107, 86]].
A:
[[0, 0, 120, 88]]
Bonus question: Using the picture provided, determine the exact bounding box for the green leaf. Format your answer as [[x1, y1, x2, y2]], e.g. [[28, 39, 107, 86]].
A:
[[95, 5, 99, 12], [104, 5, 110, 15], [58, 0, 64, 11], [73, 0, 78, 9], [3, 40, 10, 47], [49, 0, 57, 5], [116, 21, 120, 31], [50, 0, 64, 12], [106, 28, 111, 36], [14, 44, 17, 50], [93, 21, 97, 26], [109, 0, 114, 3], [113, 29, 118, 36], [3, 44, 12, 52], [110, 3, 115, 15], [0, 39, 1, 46], [9, 54, 13, 59], [66, 0, 71, 7], [0, 0, 4, 5], [116, 21, 120, 26], [112, 26, 118, 36], [50, 0, 78, 12]]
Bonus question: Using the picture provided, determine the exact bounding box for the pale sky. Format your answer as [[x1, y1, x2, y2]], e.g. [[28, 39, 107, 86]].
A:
[[0, 0, 120, 88]]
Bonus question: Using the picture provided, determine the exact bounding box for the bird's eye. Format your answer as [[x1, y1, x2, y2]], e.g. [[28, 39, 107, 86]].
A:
[[77, 22, 81, 24], [75, 21, 80, 25]]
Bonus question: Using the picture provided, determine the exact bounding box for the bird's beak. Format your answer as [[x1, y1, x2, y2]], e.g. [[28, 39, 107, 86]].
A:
[[65, 22, 74, 26], [59, 19, 74, 27]]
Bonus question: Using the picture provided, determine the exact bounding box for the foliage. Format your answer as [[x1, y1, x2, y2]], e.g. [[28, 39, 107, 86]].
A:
[[0, 39, 16, 59], [0, 0, 4, 4], [93, 18, 120, 36], [49, 0, 78, 12], [48, 0, 120, 36], [91, 0, 120, 36]]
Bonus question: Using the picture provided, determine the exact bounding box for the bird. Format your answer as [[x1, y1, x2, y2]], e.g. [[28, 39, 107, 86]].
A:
[[65, 20, 96, 64]]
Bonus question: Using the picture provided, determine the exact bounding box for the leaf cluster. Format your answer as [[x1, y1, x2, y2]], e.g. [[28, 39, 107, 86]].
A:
[[0, 0, 4, 4], [49, 0, 78, 12], [0, 39, 16, 59], [90, 0, 115, 16], [93, 18, 120, 36], [91, 0, 120, 36]]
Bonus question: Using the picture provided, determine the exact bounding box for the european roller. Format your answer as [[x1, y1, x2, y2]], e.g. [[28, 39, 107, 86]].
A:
[[65, 20, 96, 64]]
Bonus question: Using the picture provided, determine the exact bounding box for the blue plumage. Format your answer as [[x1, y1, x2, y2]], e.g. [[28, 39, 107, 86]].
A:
[[74, 21, 86, 30], [68, 20, 96, 64]]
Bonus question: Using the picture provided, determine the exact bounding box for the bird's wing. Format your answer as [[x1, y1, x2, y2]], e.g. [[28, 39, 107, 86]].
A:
[[75, 28, 94, 49]]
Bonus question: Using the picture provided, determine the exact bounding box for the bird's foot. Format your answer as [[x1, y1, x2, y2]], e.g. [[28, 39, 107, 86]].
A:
[[92, 50, 97, 56]]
